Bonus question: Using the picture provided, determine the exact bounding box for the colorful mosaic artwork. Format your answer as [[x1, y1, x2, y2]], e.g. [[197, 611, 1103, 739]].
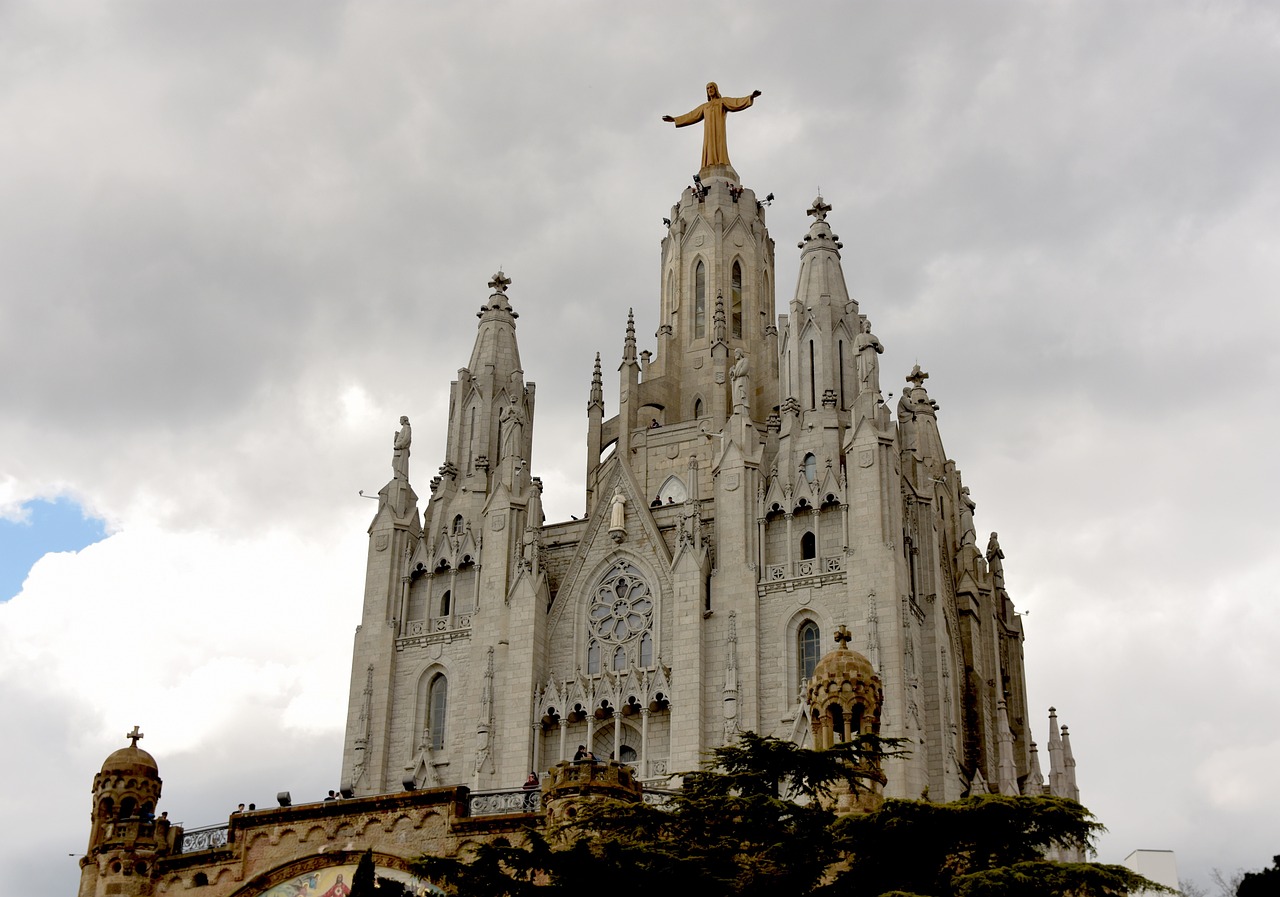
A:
[[259, 864, 442, 897]]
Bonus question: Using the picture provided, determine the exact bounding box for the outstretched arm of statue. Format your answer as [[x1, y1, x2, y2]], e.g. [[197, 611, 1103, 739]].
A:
[[668, 105, 706, 127], [721, 92, 761, 112]]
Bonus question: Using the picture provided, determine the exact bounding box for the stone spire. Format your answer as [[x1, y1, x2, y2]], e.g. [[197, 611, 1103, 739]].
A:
[[1047, 707, 1067, 798], [1061, 724, 1079, 802], [1023, 739, 1046, 795], [781, 195, 858, 414], [623, 308, 637, 364], [586, 352, 605, 514], [996, 700, 1018, 796], [617, 308, 641, 460], [589, 352, 603, 409], [431, 271, 535, 497]]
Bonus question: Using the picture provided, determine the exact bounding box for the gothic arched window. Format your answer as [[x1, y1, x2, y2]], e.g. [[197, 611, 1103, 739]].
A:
[[452, 515, 464, 535], [694, 261, 707, 340], [693, 397, 704, 419], [803, 453, 817, 483], [731, 261, 743, 339], [587, 562, 655, 671], [800, 531, 816, 560], [427, 674, 448, 751], [799, 620, 821, 681], [658, 475, 687, 505], [439, 590, 451, 617]]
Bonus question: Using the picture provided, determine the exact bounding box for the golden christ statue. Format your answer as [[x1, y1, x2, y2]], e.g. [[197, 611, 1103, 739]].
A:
[[663, 82, 762, 173]]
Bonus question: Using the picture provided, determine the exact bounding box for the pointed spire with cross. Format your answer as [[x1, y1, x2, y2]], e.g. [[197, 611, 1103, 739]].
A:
[[833, 624, 852, 649], [126, 725, 144, 748]]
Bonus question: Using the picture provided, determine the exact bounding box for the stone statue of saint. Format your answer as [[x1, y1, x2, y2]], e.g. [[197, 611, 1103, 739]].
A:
[[392, 416, 412, 480], [986, 532, 1005, 589], [855, 318, 884, 394], [663, 83, 762, 172], [499, 397, 524, 460], [958, 486, 977, 548], [609, 486, 626, 531], [730, 348, 750, 409]]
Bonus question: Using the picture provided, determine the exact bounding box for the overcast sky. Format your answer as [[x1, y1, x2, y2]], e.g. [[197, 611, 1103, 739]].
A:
[[2, 2, 1278, 894]]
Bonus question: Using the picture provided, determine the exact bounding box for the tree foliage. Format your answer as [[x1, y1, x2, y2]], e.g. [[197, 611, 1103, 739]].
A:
[[349, 848, 377, 897], [411, 732, 1166, 897], [1236, 855, 1280, 897]]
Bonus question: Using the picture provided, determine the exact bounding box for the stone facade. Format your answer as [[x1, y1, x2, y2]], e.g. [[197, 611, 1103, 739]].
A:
[[79, 148, 1082, 897], [339, 168, 1041, 804]]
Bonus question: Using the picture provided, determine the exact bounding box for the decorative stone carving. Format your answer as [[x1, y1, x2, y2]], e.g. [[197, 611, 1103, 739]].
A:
[[728, 349, 749, 411], [855, 317, 884, 396], [499, 397, 525, 460], [392, 416, 411, 480]]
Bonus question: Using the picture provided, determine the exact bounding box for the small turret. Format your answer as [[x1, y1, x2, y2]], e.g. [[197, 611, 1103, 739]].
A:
[[80, 727, 171, 897], [804, 625, 886, 813]]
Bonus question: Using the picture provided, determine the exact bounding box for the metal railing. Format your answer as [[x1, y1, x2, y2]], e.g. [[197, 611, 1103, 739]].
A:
[[180, 824, 229, 853], [468, 788, 541, 817]]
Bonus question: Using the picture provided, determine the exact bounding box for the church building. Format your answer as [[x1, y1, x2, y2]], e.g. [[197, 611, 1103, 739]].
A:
[[79, 87, 1080, 897]]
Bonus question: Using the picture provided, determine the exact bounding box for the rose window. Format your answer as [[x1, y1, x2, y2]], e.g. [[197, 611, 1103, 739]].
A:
[[588, 563, 653, 644]]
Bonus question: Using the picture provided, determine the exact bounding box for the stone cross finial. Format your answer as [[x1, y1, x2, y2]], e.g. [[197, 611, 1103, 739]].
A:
[[126, 725, 144, 747], [834, 624, 852, 648], [906, 364, 930, 388], [807, 195, 832, 222], [488, 270, 511, 293]]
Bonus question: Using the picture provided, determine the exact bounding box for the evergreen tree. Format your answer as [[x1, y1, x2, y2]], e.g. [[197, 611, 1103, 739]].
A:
[[412, 732, 1165, 897], [349, 848, 377, 897]]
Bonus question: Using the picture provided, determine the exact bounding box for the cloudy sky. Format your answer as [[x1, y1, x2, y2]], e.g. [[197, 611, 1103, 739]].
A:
[[2, 1, 1278, 893]]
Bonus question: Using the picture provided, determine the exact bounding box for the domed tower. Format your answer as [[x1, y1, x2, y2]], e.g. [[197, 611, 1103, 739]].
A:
[[805, 626, 886, 814], [79, 727, 171, 897]]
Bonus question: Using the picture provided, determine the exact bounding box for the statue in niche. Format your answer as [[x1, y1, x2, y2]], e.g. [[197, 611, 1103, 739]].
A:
[[662, 82, 762, 171], [730, 348, 750, 410], [609, 486, 627, 531], [855, 317, 884, 394], [499, 396, 525, 460], [958, 486, 977, 547], [986, 532, 1005, 588], [392, 416, 412, 479]]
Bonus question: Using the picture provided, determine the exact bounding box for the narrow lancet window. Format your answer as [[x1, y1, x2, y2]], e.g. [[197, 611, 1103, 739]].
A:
[[428, 675, 448, 751], [731, 261, 743, 339], [695, 261, 706, 339], [800, 621, 821, 681]]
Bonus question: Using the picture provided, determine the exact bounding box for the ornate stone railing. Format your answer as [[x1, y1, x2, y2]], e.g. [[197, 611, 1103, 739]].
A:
[[397, 615, 473, 650], [181, 824, 229, 853], [468, 788, 541, 817], [765, 556, 843, 583]]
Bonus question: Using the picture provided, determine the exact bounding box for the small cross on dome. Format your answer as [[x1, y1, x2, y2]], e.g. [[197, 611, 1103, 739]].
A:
[[834, 624, 852, 648], [126, 725, 144, 748]]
